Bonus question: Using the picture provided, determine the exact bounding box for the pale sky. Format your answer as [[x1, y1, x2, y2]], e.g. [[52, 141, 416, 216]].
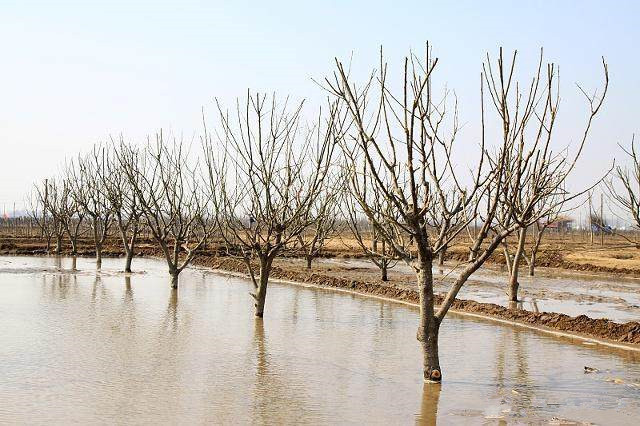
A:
[[1, 0, 639, 217]]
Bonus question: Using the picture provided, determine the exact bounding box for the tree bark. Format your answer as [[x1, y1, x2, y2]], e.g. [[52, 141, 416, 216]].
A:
[[124, 250, 134, 273], [416, 251, 441, 383], [254, 256, 273, 318], [96, 245, 102, 269], [438, 246, 447, 266], [169, 269, 179, 289], [508, 228, 527, 302], [381, 261, 388, 281], [306, 255, 312, 270], [528, 251, 536, 277], [55, 234, 62, 254]]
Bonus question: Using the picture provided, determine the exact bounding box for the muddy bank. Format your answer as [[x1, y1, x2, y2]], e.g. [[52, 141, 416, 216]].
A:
[[195, 256, 640, 346]]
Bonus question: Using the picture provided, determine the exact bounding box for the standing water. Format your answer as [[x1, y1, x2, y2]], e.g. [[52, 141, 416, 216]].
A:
[[0, 256, 639, 424]]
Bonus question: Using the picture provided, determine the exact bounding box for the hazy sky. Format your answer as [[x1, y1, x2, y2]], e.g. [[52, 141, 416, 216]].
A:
[[1, 0, 638, 216]]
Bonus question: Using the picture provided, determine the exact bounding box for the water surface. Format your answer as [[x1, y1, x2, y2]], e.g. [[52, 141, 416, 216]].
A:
[[1, 256, 639, 424]]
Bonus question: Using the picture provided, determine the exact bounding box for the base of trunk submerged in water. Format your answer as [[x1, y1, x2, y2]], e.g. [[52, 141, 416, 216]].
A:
[[253, 257, 273, 318], [416, 256, 442, 383], [124, 251, 134, 273], [418, 322, 442, 383], [254, 283, 268, 318], [170, 272, 179, 289]]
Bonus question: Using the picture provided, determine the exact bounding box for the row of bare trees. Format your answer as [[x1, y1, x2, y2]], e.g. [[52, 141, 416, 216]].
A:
[[28, 45, 632, 384]]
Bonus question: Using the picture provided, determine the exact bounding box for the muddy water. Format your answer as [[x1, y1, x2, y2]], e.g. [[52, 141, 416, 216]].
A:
[[317, 258, 640, 323], [1, 256, 639, 424]]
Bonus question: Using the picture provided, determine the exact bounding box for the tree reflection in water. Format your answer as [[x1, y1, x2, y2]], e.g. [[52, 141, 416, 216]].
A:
[[417, 383, 441, 424]]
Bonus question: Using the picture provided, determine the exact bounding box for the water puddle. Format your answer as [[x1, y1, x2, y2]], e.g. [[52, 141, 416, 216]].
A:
[[0, 256, 639, 424]]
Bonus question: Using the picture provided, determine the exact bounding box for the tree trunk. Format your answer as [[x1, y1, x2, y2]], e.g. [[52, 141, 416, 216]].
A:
[[438, 246, 446, 266], [381, 261, 388, 281], [124, 249, 134, 273], [169, 269, 179, 289], [254, 257, 273, 318], [416, 253, 441, 383], [528, 251, 536, 277], [55, 234, 62, 254], [508, 228, 527, 302], [306, 255, 312, 270], [71, 255, 77, 271], [122, 222, 138, 273], [96, 245, 102, 269]]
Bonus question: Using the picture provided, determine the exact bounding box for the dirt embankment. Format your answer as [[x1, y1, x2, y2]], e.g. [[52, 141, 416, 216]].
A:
[[4, 234, 640, 276], [196, 256, 640, 346]]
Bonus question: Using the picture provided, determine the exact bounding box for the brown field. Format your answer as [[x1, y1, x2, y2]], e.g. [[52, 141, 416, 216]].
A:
[[3, 229, 640, 275]]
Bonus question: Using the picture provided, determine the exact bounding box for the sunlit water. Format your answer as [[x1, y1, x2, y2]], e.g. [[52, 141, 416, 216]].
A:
[[1, 256, 639, 425]]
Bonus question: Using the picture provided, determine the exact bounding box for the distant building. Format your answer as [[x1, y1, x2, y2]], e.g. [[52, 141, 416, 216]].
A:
[[546, 217, 573, 233]]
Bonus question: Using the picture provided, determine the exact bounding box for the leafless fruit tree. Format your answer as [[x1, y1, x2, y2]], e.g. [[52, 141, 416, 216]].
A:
[[325, 47, 488, 383], [29, 180, 55, 252], [97, 138, 143, 273], [30, 176, 84, 260], [68, 152, 114, 268], [204, 92, 338, 317], [119, 133, 214, 288], [523, 211, 560, 277], [58, 174, 86, 267], [480, 49, 608, 302], [341, 175, 399, 281], [607, 135, 640, 242], [296, 178, 341, 269], [324, 46, 608, 383]]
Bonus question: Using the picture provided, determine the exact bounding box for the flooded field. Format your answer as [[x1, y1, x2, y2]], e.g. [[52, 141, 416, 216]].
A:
[[1, 256, 639, 424], [315, 258, 640, 323]]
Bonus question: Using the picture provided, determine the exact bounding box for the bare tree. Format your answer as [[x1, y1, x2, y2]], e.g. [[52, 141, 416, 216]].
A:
[[58, 175, 86, 268], [68, 152, 113, 268], [204, 92, 338, 317], [42, 179, 67, 255], [28, 180, 54, 252], [341, 176, 399, 281], [482, 48, 608, 303], [606, 136, 640, 243], [324, 46, 608, 383], [119, 134, 214, 288], [524, 213, 557, 277], [501, 205, 561, 281], [325, 46, 486, 383], [97, 138, 143, 273], [296, 180, 341, 269]]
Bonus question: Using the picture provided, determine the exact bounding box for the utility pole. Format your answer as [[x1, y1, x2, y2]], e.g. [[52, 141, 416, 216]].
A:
[[600, 193, 604, 246], [589, 192, 594, 245]]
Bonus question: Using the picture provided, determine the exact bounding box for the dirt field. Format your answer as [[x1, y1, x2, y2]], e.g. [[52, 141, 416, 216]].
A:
[[3, 230, 640, 274]]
